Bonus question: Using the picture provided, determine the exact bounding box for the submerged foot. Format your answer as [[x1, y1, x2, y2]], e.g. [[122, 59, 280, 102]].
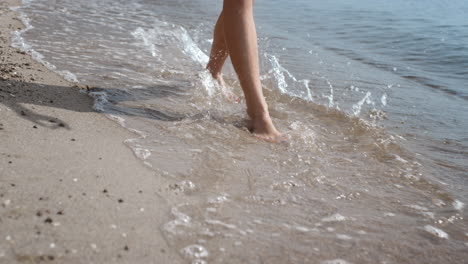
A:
[[247, 114, 287, 143]]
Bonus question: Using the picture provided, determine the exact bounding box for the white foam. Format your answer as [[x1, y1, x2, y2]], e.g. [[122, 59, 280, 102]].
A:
[[88, 90, 109, 112], [406, 204, 428, 211], [205, 219, 236, 230], [208, 194, 229, 204], [322, 259, 352, 264], [302, 79, 313, 101], [322, 213, 347, 222], [133, 148, 151, 160], [352, 91, 372, 116], [393, 155, 408, 163], [294, 225, 310, 232], [453, 200, 464, 211], [180, 244, 209, 259], [267, 54, 292, 93], [381, 93, 387, 106], [132, 23, 208, 66], [336, 234, 352, 240], [109, 114, 126, 126], [424, 225, 449, 239], [164, 206, 192, 235], [10, 10, 78, 83]]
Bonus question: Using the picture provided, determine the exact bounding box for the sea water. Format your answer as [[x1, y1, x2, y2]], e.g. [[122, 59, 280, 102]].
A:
[[11, 0, 468, 263]]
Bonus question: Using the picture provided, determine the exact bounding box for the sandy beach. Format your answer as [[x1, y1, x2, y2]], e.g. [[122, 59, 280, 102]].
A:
[[0, 1, 183, 263], [2, 0, 467, 263]]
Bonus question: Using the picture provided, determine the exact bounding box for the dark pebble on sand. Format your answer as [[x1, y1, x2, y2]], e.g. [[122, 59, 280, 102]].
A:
[[71, 138, 76, 141], [48, 255, 55, 261], [44, 217, 53, 224], [10, 183, 15, 187], [49, 119, 57, 123], [36, 211, 42, 217], [20, 110, 26, 116], [57, 210, 63, 215], [102, 189, 108, 193], [49, 100, 54, 103], [124, 245, 129, 251], [8, 161, 12, 164], [58, 123, 65, 127], [118, 199, 124, 203], [33, 125, 37, 129]]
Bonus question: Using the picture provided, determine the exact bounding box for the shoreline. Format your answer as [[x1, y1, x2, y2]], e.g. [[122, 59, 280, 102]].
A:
[[0, 0, 182, 263]]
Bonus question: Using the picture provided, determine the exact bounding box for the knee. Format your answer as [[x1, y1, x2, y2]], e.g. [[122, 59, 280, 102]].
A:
[[223, 0, 252, 13]]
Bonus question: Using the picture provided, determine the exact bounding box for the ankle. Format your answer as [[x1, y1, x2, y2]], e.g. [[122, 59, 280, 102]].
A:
[[249, 110, 271, 123]]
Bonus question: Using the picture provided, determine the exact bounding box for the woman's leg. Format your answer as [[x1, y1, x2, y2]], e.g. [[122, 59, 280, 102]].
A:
[[221, 0, 282, 142], [206, 12, 229, 87]]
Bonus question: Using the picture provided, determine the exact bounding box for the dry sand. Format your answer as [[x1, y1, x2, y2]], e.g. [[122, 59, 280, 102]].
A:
[[0, 0, 182, 263]]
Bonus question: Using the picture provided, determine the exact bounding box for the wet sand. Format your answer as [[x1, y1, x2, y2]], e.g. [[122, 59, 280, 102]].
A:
[[0, 0, 182, 262]]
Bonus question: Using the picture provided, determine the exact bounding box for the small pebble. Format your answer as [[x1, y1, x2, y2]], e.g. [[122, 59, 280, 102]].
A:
[[44, 217, 53, 224], [33, 125, 37, 129], [5, 236, 11, 241], [50, 243, 56, 249], [124, 245, 129, 251], [118, 199, 124, 203], [73, 178, 78, 182]]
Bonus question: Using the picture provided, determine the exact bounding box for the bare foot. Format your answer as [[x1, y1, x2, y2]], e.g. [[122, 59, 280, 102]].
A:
[[247, 113, 286, 143]]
